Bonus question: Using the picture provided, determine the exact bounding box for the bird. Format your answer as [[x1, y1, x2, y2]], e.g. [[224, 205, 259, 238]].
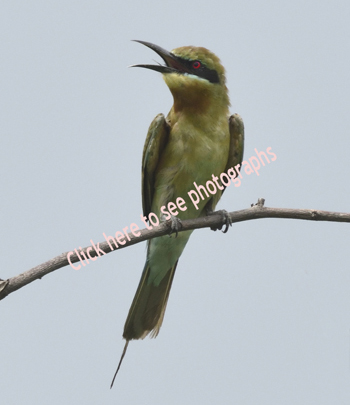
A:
[[110, 40, 244, 387]]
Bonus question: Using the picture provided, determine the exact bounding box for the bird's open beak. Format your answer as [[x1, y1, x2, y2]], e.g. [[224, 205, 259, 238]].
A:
[[131, 40, 190, 74]]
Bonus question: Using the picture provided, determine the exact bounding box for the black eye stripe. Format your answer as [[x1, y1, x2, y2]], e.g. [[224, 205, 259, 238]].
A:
[[179, 58, 220, 84]]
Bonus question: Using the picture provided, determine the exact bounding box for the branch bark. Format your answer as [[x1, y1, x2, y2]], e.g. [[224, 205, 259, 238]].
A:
[[1, 199, 349, 301]]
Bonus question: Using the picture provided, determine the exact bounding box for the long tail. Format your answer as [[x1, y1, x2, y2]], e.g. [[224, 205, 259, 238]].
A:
[[110, 260, 178, 387], [110, 340, 129, 388]]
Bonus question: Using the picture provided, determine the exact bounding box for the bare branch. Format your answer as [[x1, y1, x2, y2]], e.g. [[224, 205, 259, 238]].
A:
[[1, 199, 349, 301]]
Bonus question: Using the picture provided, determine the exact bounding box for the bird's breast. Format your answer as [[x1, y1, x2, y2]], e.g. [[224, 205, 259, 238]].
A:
[[152, 114, 230, 217]]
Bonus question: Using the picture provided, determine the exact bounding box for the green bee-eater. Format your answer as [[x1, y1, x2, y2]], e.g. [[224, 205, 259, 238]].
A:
[[111, 41, 244, 387]]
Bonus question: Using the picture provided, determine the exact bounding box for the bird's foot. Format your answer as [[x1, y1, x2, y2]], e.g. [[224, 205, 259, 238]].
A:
[[207, 209, 232, 233], [161, 214, 182, 238]]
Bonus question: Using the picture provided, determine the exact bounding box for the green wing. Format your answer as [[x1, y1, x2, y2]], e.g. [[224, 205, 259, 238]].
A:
[[225, 113, 245, 173], [201, 113, 245, 214], [142, 113, 170, 218], [122, 113, 173, 342]]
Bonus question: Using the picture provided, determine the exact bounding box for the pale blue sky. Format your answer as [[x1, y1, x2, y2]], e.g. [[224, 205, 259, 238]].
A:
[[1, 1, 350, 403]]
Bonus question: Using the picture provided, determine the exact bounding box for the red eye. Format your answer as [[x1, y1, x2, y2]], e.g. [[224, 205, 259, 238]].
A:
[[192, 61, 201, 69]]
